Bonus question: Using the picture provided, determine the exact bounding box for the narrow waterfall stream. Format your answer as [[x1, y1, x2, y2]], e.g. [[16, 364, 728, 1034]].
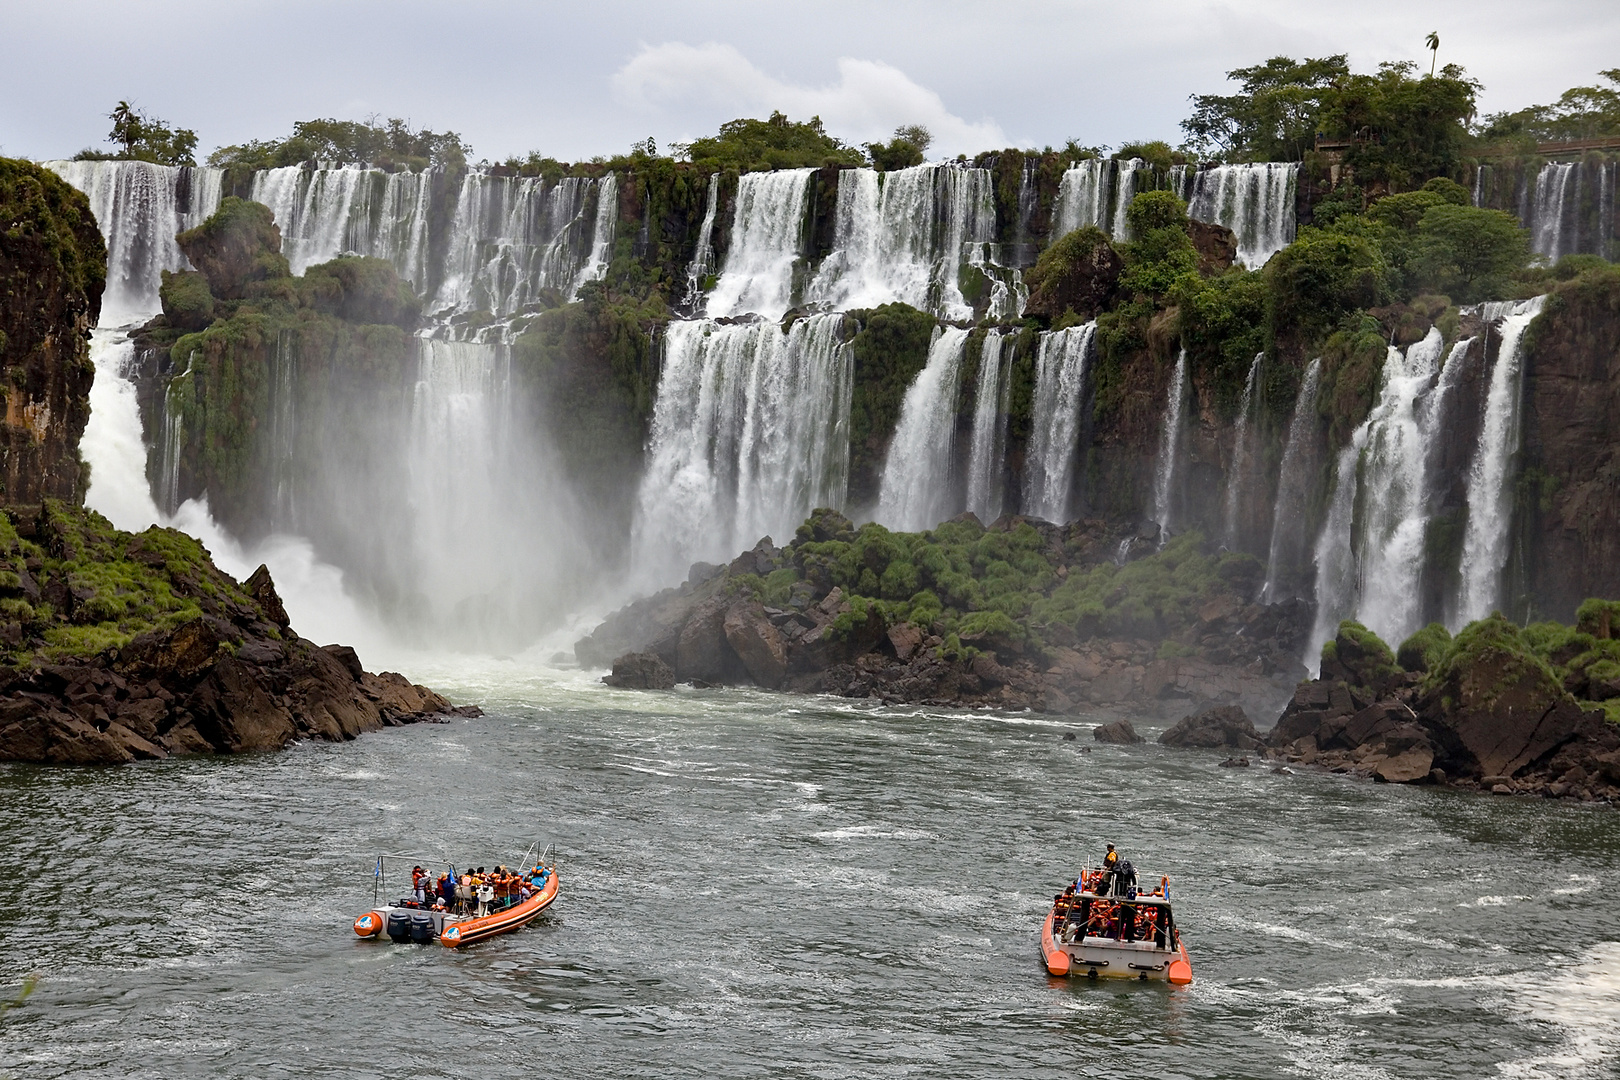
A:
[[1261, 358, 1322, 602], [1223, 354, 1263, 550], [1456, 296, 1548, 623], [876, 327, 970, 532], [1023, 323, 1096, 523], [682, 172, 720, 312], [964, 329, 1008, 523], [1151, 348, 1188, 540]]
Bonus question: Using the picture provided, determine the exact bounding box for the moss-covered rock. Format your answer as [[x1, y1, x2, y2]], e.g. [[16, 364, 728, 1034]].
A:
[[0, 157, 103, 505], [176, 196, 291, 299], [159, 269, 215, 331], [847, 303, 937, 502], [299, 256, 420, 327], [1023, 226, 1123, 321], [1320, 620, 1400, 689], [1397, 621, 1452, 673]]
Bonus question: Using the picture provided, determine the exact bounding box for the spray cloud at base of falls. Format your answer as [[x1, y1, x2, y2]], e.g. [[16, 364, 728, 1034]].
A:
[[876, 327, 971, 533], [1023, 324, 1096, 524], [631, 315, 852, 590]]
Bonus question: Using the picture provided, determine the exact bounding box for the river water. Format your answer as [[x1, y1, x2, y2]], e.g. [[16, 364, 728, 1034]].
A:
[[4, 662, 1619, 1079]]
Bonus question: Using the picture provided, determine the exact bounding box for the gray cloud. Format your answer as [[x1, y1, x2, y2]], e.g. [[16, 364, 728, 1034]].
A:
[[2, 0, 1616, 163]]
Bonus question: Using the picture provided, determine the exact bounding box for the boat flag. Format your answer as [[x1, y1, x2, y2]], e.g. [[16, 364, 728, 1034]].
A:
[[375, 856, 383, 880]]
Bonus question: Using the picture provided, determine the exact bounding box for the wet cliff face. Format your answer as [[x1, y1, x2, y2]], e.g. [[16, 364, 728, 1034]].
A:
[[1517, 268, 1620, 621], [0, 158, 104, 505]]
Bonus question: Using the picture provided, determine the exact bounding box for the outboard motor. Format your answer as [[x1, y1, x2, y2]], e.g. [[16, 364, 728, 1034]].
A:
[[386, 911, 412, 943], [410, 912, 435, 944], [1117, 861, 1138, 897]]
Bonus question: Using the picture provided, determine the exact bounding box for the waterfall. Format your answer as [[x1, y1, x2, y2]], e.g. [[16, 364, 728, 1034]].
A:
[[1307, 440, 1364, 666], [1112, 159, 1142, 241], [250, 166, 365, 275], [1349, 330, 1449, 648], [706, 169, 813, 319], [83, 331, 164, 530], [1305, 329, 1483, 664], [1052, 160, 1113, 237], [1455, 296, 1548, 624], [1178, 163, 1298, 269], [431, 171, 602, 318], [1530, 163, 1578, 262], [1261, 358, 1322, 602], [46, 159, 223, 324], [570, 173, 618, 298], [877, 327, 971, 532], [804, 164, 998, 320], [683, 173, 721, 312], [964, 330, 1008, 523], [269, 328, 298, 528], [1224, 354, 1263, 549], [1151, 348, 1189, 539], [966, 243, 1027, 320], [631, 314, 852, 586], [1024, 323, 1096, 523]]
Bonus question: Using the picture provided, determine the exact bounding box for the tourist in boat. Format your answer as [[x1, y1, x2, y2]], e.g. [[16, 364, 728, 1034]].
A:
[[412, 865, 426, 904]]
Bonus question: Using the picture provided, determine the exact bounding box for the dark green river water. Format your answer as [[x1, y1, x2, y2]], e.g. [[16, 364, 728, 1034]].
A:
[[5, 664, 1618, 1078]]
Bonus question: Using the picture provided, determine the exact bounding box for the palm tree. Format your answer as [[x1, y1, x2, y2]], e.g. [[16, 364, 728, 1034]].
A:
[[1426, 32, 1440, 77]]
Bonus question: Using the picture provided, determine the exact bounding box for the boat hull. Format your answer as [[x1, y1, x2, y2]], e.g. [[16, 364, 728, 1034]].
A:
[[1041, 906, 1192, 983], [440, 870, 559, 948]]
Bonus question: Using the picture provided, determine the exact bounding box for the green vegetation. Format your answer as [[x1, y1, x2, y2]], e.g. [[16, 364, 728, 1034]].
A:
[[847, 304, 938, 493], [1397, 622, 1453, 673], [0, 501, 267, 665], [682, 112, 865, 173], [1319, 619, 1401, 687], [866, 124, 932, 171], [768, 510, 1258, 657], [209, 116, 469, 172], [175, 197, 290, 299], [73, 101, 197, 167], [0, 158, 107, 309], [1480, 69, 1620, 144], [1182, 55, 1477, 187]]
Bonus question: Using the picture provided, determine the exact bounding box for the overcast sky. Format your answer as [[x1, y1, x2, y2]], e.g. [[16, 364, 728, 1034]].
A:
[[4, 0, 1617, 164]]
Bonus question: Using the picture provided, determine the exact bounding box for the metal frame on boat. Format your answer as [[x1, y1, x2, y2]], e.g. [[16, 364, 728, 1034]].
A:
[[352, 843, 559, 949]]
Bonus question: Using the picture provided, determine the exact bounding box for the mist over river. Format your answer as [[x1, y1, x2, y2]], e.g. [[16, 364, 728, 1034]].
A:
[[4, 662, 1617, 1079]]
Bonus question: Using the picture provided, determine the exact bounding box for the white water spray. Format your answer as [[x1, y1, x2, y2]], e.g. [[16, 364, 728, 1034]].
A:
[[964, 329, 1008, 523], [1151, 348, 1189, 540], [1024, 323, 1096, 523], [877, 327, 970, 532]]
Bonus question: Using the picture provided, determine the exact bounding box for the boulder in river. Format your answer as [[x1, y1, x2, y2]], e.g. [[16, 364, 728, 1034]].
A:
[[1092, 719, 1143, 744], [1159, 705, 1261, 749], [603, 651, 675, 690]]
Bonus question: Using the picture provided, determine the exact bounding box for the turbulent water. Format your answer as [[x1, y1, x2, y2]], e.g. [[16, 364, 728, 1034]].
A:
[[6, 671, 1619, 1079]]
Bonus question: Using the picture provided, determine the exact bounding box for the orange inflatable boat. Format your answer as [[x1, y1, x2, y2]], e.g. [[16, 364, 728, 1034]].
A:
[[1040, 865, 1193, 984], [353, 846, 559, 949]]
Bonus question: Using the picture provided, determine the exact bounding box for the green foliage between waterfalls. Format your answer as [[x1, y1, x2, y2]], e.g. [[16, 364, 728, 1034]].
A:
[[208, 116, 469, 172], [779, 510, 1261, 657], [847, 304, 939, 499]]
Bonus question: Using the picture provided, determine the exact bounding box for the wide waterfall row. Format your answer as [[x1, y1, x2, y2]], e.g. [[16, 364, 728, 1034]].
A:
[[1049, 159, 1298, 269], [53, 158, 619, 324], [700, 163, 1024, 322], [1305, 297, 1546, 661], [632, 314, 853, 588], [1475, 158, 1619, 262], [46, 159, 223, 324]]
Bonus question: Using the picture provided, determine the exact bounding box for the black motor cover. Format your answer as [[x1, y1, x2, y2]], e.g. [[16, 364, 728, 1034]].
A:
[[410, 913, 434, 944], [386, 911, 412, 942]]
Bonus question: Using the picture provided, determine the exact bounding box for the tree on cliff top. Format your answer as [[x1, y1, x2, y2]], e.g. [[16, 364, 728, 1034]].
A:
[[684, 111, 865, 173], [1181, 55, 1477, 185], [866, 125, 932, 171], [209, 116, 469, 173], [1182, 55, 1349, 162], [1479, 69, 1620, 143], [73, 101, 198, 167]]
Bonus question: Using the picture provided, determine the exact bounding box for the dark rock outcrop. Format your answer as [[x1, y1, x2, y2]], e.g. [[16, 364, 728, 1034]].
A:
[[603, 651, 675, 690], [0, 505, 464, 766], [0, 159, 103, 505], [1023, 226, 1123, 321], [1159, 705, 1261, 749], [1093, 719, 1143, 744], [1267, 616, 1620, 800], [175, 196, 290, 299]]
